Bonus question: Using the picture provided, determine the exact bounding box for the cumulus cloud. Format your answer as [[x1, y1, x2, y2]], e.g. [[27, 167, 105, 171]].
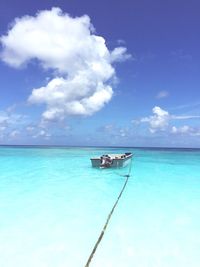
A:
[[29, 77, 113, 119], [138, 106, 200, 134], [110, 47, 131, 62], [140, 106, 170, 133], [171, 125, 190, 134], [1, 7, 130, 120]]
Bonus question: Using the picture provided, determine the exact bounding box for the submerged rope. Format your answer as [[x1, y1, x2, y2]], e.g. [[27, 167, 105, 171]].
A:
[[84, 157, 133, 267]]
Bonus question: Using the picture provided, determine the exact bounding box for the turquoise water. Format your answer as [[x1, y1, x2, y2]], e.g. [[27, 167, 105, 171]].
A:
[[0, 146, 200, 267]]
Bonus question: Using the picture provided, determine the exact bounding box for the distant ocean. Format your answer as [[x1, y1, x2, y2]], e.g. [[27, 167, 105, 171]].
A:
[[0, 146, 200, 267]]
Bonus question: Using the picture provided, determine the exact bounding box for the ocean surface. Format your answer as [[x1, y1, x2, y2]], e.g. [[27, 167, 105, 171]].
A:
[[0, 146, 200, 267]]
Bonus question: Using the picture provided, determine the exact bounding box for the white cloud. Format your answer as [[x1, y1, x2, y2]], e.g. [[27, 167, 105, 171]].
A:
[[110, 47, 131, 62], [33, 129, 51, 139], [140, 106, 170, 133], [169, 101, 200, 111], [139, 106, 200, 134], [29, 77, 113, 119], [1, 7, 130, 121], [0, 111, 26, 127], [156, 90, 169, 99], [172, 115, 200, 120], [117, 39, 126, 45], [171, 125, 200, 136], [171, 125, 190, 134], [0, 110, 28, 140]]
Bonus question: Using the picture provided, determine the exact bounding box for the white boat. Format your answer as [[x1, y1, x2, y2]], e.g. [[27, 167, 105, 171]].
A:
[[90, 152, 133, 168]]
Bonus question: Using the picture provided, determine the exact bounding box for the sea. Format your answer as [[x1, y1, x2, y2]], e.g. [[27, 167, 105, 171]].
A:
[[0, 146, 199, 267]]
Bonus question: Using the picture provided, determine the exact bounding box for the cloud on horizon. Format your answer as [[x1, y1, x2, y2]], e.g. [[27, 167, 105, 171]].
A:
[[0, 110, 28, 140], [0, 7, 131, 121], [138, 106, 200, 135], [171, 125, 200, 136]]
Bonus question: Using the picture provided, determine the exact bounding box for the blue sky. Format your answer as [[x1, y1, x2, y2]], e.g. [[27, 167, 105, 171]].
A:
[[0, 0, 200, 147]]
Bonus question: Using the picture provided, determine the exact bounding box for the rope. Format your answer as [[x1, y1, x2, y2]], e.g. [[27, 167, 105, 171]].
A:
[[84, 157, 133, 267]]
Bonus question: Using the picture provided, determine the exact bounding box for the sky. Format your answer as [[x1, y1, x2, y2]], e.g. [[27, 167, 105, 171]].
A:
[[0, 0, 200, 147]]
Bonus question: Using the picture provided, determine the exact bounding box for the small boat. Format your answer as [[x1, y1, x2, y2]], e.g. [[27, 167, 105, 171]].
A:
[[90, 152, 133, 168]]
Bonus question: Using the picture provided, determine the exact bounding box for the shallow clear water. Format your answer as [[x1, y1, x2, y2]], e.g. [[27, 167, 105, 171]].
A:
[[0, 146, 200, 267]]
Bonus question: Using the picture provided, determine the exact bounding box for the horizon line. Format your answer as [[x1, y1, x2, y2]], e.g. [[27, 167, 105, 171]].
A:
[[0, 144, 200, 150]]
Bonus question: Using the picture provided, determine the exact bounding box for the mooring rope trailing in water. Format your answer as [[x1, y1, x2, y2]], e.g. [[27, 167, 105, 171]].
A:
[[84, 157, 133, 267]]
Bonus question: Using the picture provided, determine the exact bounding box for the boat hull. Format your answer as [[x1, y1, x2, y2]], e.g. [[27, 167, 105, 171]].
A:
[[91, 153, 132, 168]]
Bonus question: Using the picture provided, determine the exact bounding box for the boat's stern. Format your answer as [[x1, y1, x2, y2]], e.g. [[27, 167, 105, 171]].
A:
[[90, 158, 101, 167]]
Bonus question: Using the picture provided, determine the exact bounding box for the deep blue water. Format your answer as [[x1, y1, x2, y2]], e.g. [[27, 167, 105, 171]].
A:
[[0, 146, 199, 267]]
